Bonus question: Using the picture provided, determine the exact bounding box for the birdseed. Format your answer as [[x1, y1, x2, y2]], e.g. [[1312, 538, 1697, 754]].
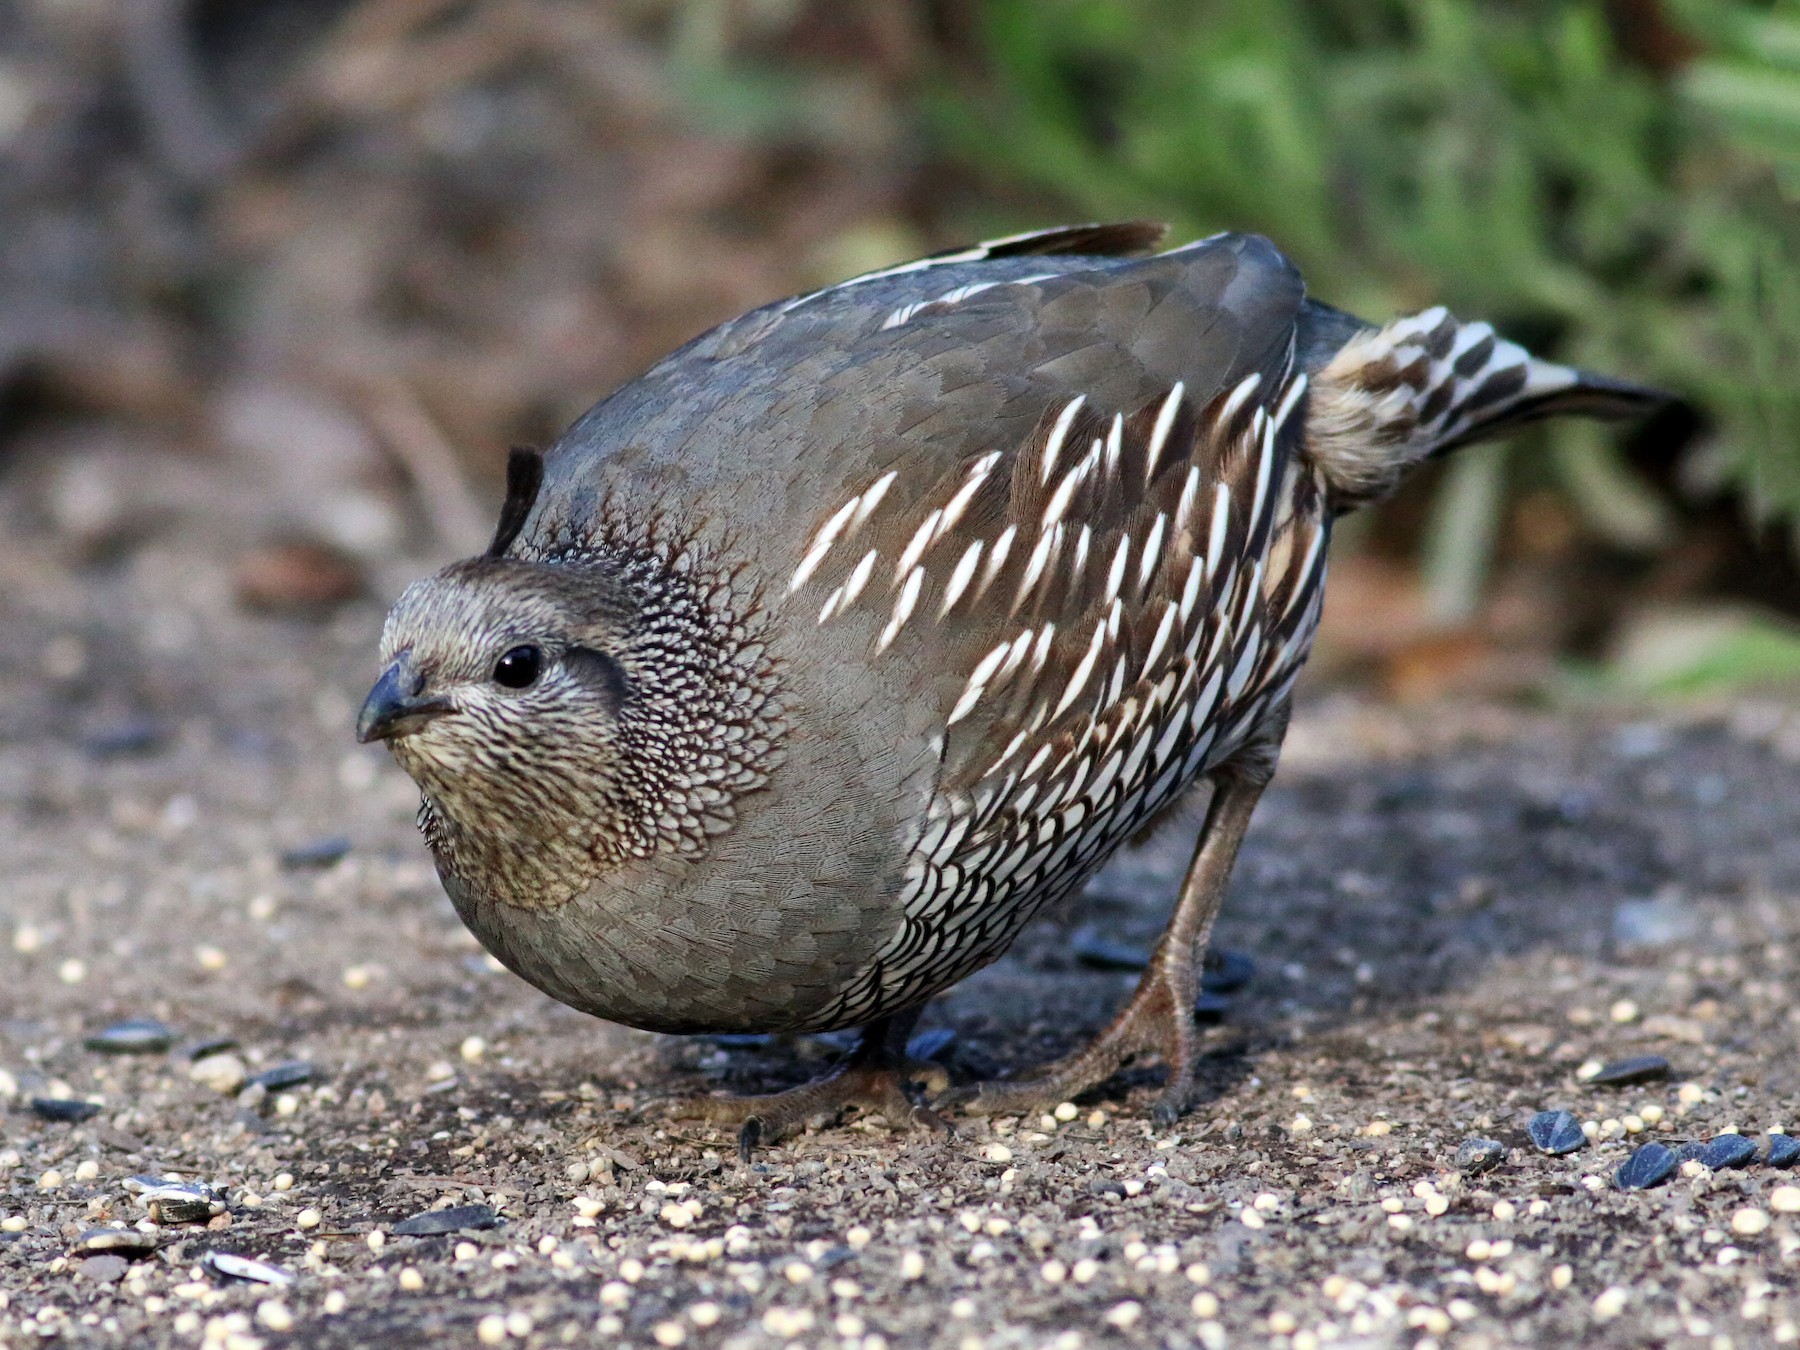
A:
[[1527, 1110, 1586, 1155]]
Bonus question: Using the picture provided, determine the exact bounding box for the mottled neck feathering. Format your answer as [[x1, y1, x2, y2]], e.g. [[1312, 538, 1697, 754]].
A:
[[391, 527, 787, 911]]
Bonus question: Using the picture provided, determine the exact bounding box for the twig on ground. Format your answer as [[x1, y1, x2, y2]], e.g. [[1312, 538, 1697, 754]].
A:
[[356, 377, 491, 557]]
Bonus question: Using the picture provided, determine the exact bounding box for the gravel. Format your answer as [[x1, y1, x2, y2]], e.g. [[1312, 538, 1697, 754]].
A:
[[4, 460, 1800, 1346]]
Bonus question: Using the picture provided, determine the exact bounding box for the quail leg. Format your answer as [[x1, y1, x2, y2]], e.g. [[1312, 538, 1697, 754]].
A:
[[960, 739, 1278, 1127], [672, 1012, 952, 1158]]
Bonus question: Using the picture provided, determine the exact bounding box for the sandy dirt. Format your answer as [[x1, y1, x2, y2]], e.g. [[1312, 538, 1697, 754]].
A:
[[3, 462, 1800, 1349]]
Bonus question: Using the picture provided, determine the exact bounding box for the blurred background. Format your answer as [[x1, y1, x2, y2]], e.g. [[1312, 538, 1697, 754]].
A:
[[3, 0, 1799, 715]]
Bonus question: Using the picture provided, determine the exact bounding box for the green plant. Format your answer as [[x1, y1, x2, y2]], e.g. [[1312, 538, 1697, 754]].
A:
[[939, 0, 1800, 604]]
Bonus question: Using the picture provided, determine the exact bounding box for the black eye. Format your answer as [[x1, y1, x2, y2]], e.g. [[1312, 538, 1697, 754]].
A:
[[492, 645, 543, 689]]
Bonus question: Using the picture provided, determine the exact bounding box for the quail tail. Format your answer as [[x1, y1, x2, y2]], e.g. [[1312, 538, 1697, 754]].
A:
[[1301, 302, 1670, 512]]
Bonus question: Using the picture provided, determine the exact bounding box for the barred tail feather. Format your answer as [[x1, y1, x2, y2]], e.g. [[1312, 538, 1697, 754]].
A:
[[1303, 305, 1668, 512]]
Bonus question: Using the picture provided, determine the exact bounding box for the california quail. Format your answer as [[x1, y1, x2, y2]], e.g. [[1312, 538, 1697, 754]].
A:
[[358, 224, 1663, 1144]]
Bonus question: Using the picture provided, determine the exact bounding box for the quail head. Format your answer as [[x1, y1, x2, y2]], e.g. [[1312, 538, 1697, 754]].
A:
[[359, 223, 1665, 1145]]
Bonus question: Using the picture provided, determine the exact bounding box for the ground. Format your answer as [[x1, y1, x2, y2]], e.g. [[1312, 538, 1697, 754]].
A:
[[2, 458, 1799, 1350]]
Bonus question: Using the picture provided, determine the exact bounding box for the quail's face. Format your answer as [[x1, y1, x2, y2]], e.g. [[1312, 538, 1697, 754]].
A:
[[357, 558, 634, 806]]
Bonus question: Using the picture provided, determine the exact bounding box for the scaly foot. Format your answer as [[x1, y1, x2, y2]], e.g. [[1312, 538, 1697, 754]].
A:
[[668, 1016, 952, 1157], [953, 966, 1197, 1126]]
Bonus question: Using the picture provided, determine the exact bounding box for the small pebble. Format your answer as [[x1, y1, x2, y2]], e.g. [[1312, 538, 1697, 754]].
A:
[[1768, 1186, 1800, 1214], [1585, 1055, 1670, 1087], [30, 1097, 100, 1123], [1193, 990, 1233, 1021], [477, 1314, 507, 1345], [1527, 1110, 1586, 1156], [280, 836, 352, 870], [1071, 925, 1147, 970], [189, 1055, 247, 1095], [1104, 1302, 1142, 1329], [393, 1204, 502, 1236], [1201, 948, 1255, 993], [296, 1209, 322, 1230], [905, 1027, 957, 1062], [1700, 1134, 1759, 1170], [77, 1228, 157, 1255], [1767, 1133, 1799, 1168], [179, 1035, 239, 1061], [83, 1018, 177, 1055], [78, 1254, 129, 1283], [1731, 1208, 1771, 1236], [1455, 1138, 1505, 1174], [82, 718, 165, 759], [245, 1061, 313, 1092], [257, 1301, 295, 1332], [1615, 1142, 1676, 1190], [205, 1251, 295, 1286]]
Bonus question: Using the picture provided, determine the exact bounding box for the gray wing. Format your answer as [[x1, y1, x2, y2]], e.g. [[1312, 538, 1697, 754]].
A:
[[525, 230, 1302, 576], [518, 227, 1327, 1026]]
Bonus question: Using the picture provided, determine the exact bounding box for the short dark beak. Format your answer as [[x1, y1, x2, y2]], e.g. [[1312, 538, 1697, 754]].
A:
[[356, 656, 453, 744]]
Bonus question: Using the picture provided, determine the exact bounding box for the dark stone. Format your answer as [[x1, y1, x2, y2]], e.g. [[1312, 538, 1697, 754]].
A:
[[84, 1018, 177, 1055], [1086, 1178, 1127, 1198], [1201, 949, 1255, 994], [1767, 1133, 1800, 1168], [1699, 1134, 1758, 1170], [179, 1036, 239, 1061], [82, 719, 165, 759], [1455, 1138, 1505, 1174], [1193, 991, 1232, 1023], [1071, 925, 1147, 971], [1375, 772, 1434, 810], [1586, 1055, 1671, 1087], [1520, 791, 1595, 828], [1615, 1142, 1677, 1190], [245, 1062, 312, 1092], [279, 836, 351, 870], [30, 1097, 101, 1123], [1527, 1110, 1586, 1156], [904, 1028, 956, 1062], [393, 1204, 502, 1236]]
